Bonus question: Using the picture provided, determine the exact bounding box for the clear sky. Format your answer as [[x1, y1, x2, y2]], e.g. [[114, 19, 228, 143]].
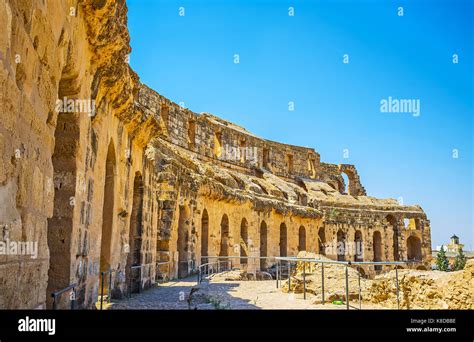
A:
[[127, 0, 473, 250]]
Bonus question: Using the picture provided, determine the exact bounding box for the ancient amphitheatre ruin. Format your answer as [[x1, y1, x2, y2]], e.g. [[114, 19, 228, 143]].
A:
[[1, 0, 471, 311]]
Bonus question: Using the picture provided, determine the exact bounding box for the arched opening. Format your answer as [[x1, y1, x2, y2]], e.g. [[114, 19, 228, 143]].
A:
[[298, 226, 306, 252], [354, 230, 363, 261], [99, 141, 116, 293], [201, 209, 209, 264], [307, 156, 316, 178], [187, 119, 196, 149], [318, 227, 326, 255], [373, 231, 382, 271], [337, 230, 345, 261], [240, 218, 248, 264], [46, 81, 81, 308], [387, 215, 399, 261], [126, 172, 144, 293], [259, 221, 267, 270], [340, 173, 349, 195], [239, 139, 246, 163], [262, 148, 270, 169], [177, 205, 191, 278], [407, 236, 422, 261], [219, 214, 230, 257], [160, 104, 169, 132], [279, 223, 287, 256], [285, 154, 293, 173], [213, 132, 222, 158]]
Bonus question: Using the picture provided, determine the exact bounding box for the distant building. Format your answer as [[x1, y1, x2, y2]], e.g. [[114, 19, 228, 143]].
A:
[[446, 235, 464, 253]]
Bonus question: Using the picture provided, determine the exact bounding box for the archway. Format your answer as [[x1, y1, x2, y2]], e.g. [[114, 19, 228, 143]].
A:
[[298, 226, 306, 252], [387, 215, 399, 261], [240, 218, 248, 264], [126, 172, 143, 293], [279, 223, 287, 256], [99, 141, 116, 283], [354, 230, 363, 261], [46, 69, 81, 308], [219, 214, 230, 257], [177, 205, 191, 278], [260, 221, 267, 270], [201, 209, 209, 264], [341, 173, 349, 195], [318, 227, 326, 255], [337, 229, 345, 261], [373, 231, 382, 271], [407, 236, 422, 261]]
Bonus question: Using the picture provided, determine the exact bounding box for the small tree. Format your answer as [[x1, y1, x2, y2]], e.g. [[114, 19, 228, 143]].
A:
[[436, 245, 450, 272], [453, 247, 466, 271]]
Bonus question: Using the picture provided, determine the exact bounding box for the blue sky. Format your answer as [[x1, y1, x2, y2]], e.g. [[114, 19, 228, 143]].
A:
[[127, 0, 473, 249]]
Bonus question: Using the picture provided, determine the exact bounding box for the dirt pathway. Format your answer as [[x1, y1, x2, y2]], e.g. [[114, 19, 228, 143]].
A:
[[110, 274, 384, 310]]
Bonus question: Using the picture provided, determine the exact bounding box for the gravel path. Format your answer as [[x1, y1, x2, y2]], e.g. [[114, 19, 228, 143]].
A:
[[110, 274, 384, 310]]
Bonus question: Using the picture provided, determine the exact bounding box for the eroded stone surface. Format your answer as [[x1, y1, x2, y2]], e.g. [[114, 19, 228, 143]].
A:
[[0, 0, 432, 309]]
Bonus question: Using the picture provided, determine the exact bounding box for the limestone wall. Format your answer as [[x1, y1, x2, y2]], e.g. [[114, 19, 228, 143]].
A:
[[0, 0, 433, 310], [138, 84, 321, 179]]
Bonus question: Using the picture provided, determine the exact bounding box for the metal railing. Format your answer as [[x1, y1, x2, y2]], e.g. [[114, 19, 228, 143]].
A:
[[99, 269, 116, 310], [51, 283, 77, 310], [197, 256, 278, 284], [197, 259, 233, 284], [275, 257, 418, 310]]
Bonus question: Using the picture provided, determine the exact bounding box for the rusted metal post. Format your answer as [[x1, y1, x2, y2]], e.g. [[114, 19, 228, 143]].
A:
[[358, 265, 361, 310], [100, 271, 105, 310], [345, 265, 349, 310], [395, 266, 400, 310], [321, 263, 325, 304], [288, 261, 292, 291], [303, 261, 306, 300], [108, 270, 112, 303], [276, 260, 279, 288]]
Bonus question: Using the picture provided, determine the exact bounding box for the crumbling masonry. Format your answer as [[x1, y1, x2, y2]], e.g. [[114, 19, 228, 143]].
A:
[[0, 0, 431, 309]]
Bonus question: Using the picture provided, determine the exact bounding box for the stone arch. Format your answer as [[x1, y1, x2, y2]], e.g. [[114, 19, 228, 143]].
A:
[[337, 229, 345, 261], [340, 172, 349, 194], [338, 164, 366, 196], [407, 236, 422, 261], [260, 221, 268, 270], [318, 227, 326, 255], [373, 230, 382, 271], [386, 214, 399, 261], [240, 218, 249, 264], [298, 226, 306, 252], [46, 69, 82, 308], [200, 209, 209, 263], [354, 230, 363, 261], [177, 204, 191, 278], [99, 140, 116, 278], [126, 172, 144, 293], [219, 214, 230, 257], [279, 223, 287, 257]]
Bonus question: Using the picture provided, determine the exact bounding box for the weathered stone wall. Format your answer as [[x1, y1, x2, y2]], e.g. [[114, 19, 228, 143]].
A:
[[138, 85, 321, 179], [0, 0, 432, 310], [0, 0, 161, 309]]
